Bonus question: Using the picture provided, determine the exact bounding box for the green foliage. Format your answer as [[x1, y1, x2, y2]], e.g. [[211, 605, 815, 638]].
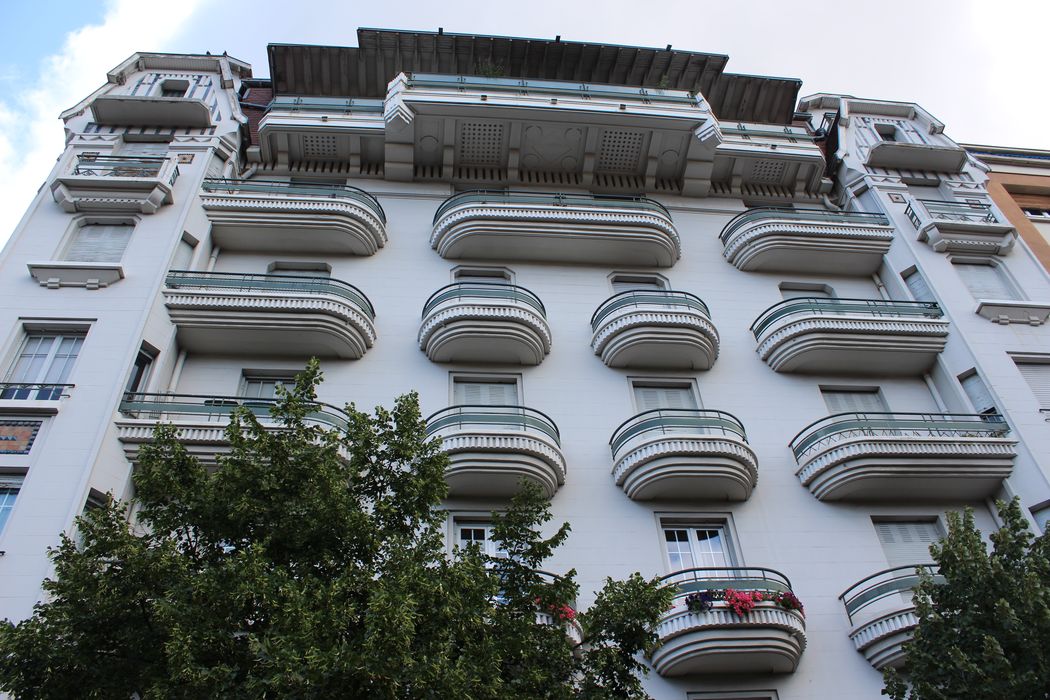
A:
[[884, 498, 1050, 699], [0, 360, 671, 699]]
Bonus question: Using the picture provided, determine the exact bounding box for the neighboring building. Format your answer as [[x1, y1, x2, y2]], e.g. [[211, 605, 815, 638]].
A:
[[1, 29, 1049, 699]]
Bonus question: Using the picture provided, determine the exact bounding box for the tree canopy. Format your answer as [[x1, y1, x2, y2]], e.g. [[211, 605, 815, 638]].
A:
[[0, 361, 673, 699], [884, 498, 1050, 699]]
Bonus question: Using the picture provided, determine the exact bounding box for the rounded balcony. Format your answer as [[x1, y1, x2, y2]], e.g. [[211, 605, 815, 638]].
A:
[[609, 409, 757, 501], [590, 290, 718, 370], [841, 565, 942, 670], [533, 570, 583, 645], [426, 405, 566, 498], [791, 412, 1017, 501], [751, 297, 949, 375], [430, 190, 680, 267], [651, 567, 806, 676], [419, 282, 551, 365]]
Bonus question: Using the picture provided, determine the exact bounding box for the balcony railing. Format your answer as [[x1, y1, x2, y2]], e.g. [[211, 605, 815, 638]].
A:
[[269, 95, 385, 115], [791, 412, 1009, 463], [663, 566, 794, 598], [404, 73, 701, 106], [72, 154, 174, 181], [906, 199, 998, 228], [841, 565, 942, 627], [201, 178, 386, 224], [751, 298, 943, 339], [610, 409, 747, 456], [119, 392, 350, 431], [590, 290, 709, 331], [165, 270, 375, 320], [433, 189, 671, 225], [426, 405, 561, 445], [719, 207, 890, 245], [0, 383, 74, 401], [422, 282, 546, 318]]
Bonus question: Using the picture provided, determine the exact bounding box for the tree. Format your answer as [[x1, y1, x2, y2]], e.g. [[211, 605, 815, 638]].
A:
[[0, 361, 673, 699], [884, 498, 1050, 699]]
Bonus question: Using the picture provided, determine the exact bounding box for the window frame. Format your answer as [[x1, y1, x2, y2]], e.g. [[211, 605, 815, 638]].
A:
[[629, 377, 702, 413], [448, 372, 523, 406], [950, 256, 1023, 302], [60, 218, 137, 265], [608, 272, 668, 294], [655, 513, 742, 574], [451, 265, 514, 284], [0, 474, 24, 539]]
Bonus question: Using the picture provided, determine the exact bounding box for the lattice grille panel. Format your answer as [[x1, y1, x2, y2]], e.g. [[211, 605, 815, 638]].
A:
[[458, 122, 505, 167], [597, 130, 645, 173], [748, 159, 786, 184], [301, 135, 338, 160]]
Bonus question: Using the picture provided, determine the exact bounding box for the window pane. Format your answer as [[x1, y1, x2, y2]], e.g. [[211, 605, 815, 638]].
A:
[[664, 528, 694, 571], [0, 488, 18, 535], [453, 381, 518, 406], [693, 527, 729, 568]]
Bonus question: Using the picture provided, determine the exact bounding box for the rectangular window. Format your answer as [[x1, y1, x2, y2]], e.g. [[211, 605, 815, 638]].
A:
[[903, 270, 934, 303], [0, 475, 22, 537], [821, 388, 888, 414], [120, 141, 169, 158], [3, 332, 84, 399], [455, 522, 507, 559], [633, 384, 699, 412], [454, 267, 512, 284], [1016, 362, 1050, 411], [611, 274, 665, 294], [125, 348, 155, 393], [63, 224, 133, 263], [960, 372, 997, 416], [874, 520, 940, 567], [453, 379, 518, 406], [242, 374, 297, 400], [779, 284, 831, 300], [663, 524, 733, 571], [954, 262, 1017, 301]]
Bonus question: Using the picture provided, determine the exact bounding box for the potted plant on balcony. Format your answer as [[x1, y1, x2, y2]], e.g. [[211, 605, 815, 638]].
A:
[[772, 591, 805, 617], [684, 591, 715, 613]]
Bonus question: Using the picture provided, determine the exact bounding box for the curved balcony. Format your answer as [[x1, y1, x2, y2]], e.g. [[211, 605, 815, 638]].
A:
[[200, 179, 387, 255], [791, 412, 1016, 501], [841, 565, 943, 670], [609, 410, 757, 501], [115, 392, 349, 464], [51, 154, 179, 214], [719, 208, 894, 275], [419, 282, 551, 365], [430, 191, 680, 267], [533, 570, 584, 645], [651, 567, 806, 676], [163, 271, 376, 359], [426, 405, 566, 498], [751, 298, 948, 375], [590, 291, 718, 370]]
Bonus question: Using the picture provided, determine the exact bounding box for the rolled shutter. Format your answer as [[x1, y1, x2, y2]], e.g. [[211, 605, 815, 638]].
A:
[[64, 225, 132, 263], [821, 390, 888, 414], [875, 521, 940, 566], [955, 263, 1015, 300], [904, 271, 934, 302], [1017, 363, 1050, 409]]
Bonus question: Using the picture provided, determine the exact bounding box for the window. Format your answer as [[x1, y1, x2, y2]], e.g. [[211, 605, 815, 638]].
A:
[[960, 371, 997, 416], [455, 522, 507, 560], [3, 332, 84, 399], [268, 262, 331, 278], [633, 383, 699, 412], [1031, 502, 1050, 533], [452, 377, 519, 406], [0, 476, 21, 537], [875, 124, 899, 142], [610, 274, 665, 294], [242, 373, 298, 400], [63, 224, 133, 263], [779, 282, 832, 300], [873, 520, 940, 566], [902, 269, 935, 303], [119, 141, 169, 158], [453, 267, 512, 284], [158, 79, 189, 98], [125, 347, 155, 393], [954, 261, 1018, 301], [662, 523, 733, 571], [821, 388, 888, 414], [1015, 360, 1050, 411]]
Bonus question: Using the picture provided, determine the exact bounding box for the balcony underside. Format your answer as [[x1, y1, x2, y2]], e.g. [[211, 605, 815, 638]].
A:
[[419, 305, 551, 365], [613, 435, 758, 501], [164, 291, 376, 359], [866, 142, 967, 172], [90, 95, 212, 127], [850, 608, 918, 670], [50, 177, 174, 214], [116, 420, 232, 465], [797, 436, 1017, 501], [440, 432, 566, 498], [651, 605, 806, 676], [202, 196, 387, 255], [756, 318, 949, 375], [723, 221, 894, 275], [431, 206, 680, 267], [915, 220, 1016, 256], [592, 311, 718, 370]]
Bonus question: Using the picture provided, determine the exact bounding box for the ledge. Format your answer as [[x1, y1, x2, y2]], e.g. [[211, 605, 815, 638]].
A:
[[27, 262, 124, 289], [90, 95, 211, 127], [975, 300, 1050, 326], [866, 141, 967, 172]]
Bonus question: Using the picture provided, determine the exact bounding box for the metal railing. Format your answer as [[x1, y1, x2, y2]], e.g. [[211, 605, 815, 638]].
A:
[[268, 95, 385, 114], [719, 207, 889, 244], [591, 290, 709, 330], [201, 178, 386, 223], [751, 297, 942, 339], [165, 270, 375, 320], [119, 392, 350, 431], [0, 383, 74, 401], [840, 565, 943, 625], [72, 154, 177, 184], [422, 282, 546, 317], [610, 409, 748, 455], [404, 73, 701, 106], [791, 412, 1010, 462], [906, 199, 999, 229], [425, 405, 561, 445], [661, 567, 794, 600], [433, 189, 671, 225]]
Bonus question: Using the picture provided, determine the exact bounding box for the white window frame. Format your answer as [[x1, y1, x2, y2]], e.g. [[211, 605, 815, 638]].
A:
[[2, 327, 87, 399], [871, 517, 943, 567], [819, 385, 889, 414], [608, 272, 668, 294], [950, 256, 1023, 301], [452, 519, 508, 560], [240, 371, 300, 400], [656, 514, 741, 574], [629, 378, 701, 413], [449, 372, 523, 406], [60, 219, 136, 264], [451, 265, 514, 284], [0, 474, 24, 538]]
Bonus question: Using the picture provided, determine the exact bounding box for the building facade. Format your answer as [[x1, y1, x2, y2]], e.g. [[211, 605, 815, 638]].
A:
[[1, 29, 1049, 699]]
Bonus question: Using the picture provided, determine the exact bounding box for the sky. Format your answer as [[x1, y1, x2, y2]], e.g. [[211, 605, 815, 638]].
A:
[[1, 0, 1048, 247]]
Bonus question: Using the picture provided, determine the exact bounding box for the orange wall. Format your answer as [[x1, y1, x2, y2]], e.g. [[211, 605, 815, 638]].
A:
[[985, 172, 1050, 272]]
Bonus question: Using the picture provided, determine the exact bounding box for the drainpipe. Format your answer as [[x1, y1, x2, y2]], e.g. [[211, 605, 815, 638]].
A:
[[206, 246, 220, 272], [166, 350, 187, 393]]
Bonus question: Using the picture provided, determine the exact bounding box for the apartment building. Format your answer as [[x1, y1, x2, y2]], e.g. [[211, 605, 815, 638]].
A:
[[0, 29, 1048, 699]]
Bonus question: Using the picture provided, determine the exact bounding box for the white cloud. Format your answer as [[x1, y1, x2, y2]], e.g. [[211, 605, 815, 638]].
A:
[[0, 0, 207, 249]]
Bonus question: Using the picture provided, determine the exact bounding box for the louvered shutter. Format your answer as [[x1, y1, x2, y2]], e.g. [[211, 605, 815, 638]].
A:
[[821, 390, 888, 414], [955, 263, 1015, 300], [64, 225, 132, 263], [454, 381, 518, 406], [1016, 363, 1050, 409], [961, 373, 997, 414], [904, 271, 934, 302], [875, 521, 940, 566], [634, 386, 699, 411]]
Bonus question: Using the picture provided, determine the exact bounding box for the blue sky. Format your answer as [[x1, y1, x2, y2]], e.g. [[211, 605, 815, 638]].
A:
[[1, 0, 1048, 246]]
